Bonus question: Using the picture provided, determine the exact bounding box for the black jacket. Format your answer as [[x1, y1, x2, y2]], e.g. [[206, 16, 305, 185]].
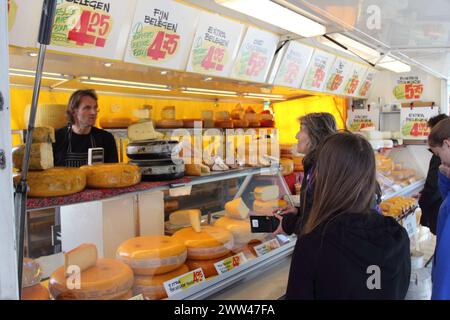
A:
[[419, 154, 442, 235], [286, 211, 411, 300]]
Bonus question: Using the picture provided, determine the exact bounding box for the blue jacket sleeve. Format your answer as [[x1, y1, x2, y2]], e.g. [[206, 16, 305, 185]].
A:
[[438, 171, 450, 199]]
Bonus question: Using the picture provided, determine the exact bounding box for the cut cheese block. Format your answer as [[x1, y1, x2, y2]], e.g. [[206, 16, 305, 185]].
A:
[[215, 111, 231, 121], [127, 121, 163, 141], [31, 126, 55, 143], [64, 243, 98, 276], [24, 104, 67, 129], [21, 284, 50, 300], [155, 119, 183, 128], [116, 236, 187, 275], [173, 226, 233, 260], [183, 119, 203, 128], [49, 258, 134, 300], [244, 112, 258, 122], [214, 120, 234, 128], [233, 119, 249, 128], [133, 264, 189, 300], [185, 164, 210, 176], [12, 143, 54, 170], [19, 167, 86, 197], [22, 258, 42, 288], [225, 198, 250, 220], [280, 158, 294, 176], [201, 110, 214, 120], [203, 119, 215, 128], [212, 161, 229, 171], [80, 163, 141, 188], [185, 253, 232, 278], [214, 217, 265, 246], [161, 106, 176, 120], [100, 117, 135, 129], [169, 210, 202, 232], [254, 185, 279, 202], [253, 199, 281, 215]]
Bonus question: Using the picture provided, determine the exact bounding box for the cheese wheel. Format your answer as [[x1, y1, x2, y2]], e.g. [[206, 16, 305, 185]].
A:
[[185, 253, 232, 278], [161, 106, 176, 120], [113, 289, 134, 300], [254, 186, 279, 202], [24, 104, 68, 129], [155, 120, 183, 128], [116, 236, 187, 275], [21, 284, 50, 300], [185, 164, 202, 176], [253, 199, 281, 215], [248, 121, 261, 128], [214, 120, 234, 128], [49, 259, 134, 300], [203, 119, 215, 128], [12, 143, 54, 170], [173, 226, 233, 260], [31, 126, 55, 143], [133, 264, 189, 300], [215, 111, 231, 121], [280, 158, 294, 176], [22, 258, 42, 288], [244, 113, 257, 122], [201, 110, 214, 120], [260, 120, 275, 128], [127, 121, 163, 141], [80, 163, 141, 188], [214, 217, 265, 246], [225, 197, 250, 220], [183, 119, 203, 128], [100, 117, 134, 129], [19, 167, 86, 197], [233, 119, 249, 128]]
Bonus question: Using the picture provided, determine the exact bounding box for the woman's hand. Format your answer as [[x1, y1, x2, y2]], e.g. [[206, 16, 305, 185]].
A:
[[271, 206, 298, 236]]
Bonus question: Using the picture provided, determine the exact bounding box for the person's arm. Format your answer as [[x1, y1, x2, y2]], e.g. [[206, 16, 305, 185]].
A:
[[432, 202, 450, 300], [103, 132, 119, 163]]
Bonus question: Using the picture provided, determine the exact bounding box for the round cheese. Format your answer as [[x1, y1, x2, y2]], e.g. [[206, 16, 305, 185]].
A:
[[80, 163, 141, 189], [49, 259, 134, 300], [214, 120, 234, 128], [214, 217, 265, 246], [185, 253, 232, 278], [233, 119, 249, 128], [21, 284, 50, 300], [24, 104, 68, 129], [155, 120, 183, 128], [161, 106, 176, 120], [183, 119, 203, 128], [100, 117, 135, 129], [133, 264, 189, 300], [116, 236, 187, 275], [21, 167, 86, 197], [112, 289, 134, 300], [22, 258, 42, 288], [173, 226, 233, 260]]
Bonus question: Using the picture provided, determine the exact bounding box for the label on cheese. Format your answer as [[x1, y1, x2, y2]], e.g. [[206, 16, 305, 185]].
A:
[[127, 121, 163, 142], [214, 252, 247, 275], [254, 238, 281, 257], [65, 243, 98, 276], [254, 185, 279, 202], [163, 268, 205, 297], [225, 197, 250, 220]]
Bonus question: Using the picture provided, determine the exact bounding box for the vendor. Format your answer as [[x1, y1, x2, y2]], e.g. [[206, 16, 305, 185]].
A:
[[53, 89, 118, 167]]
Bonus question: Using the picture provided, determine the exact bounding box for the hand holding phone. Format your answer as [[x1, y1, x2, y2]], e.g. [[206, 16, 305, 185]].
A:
[[250, 214, 281, 233]]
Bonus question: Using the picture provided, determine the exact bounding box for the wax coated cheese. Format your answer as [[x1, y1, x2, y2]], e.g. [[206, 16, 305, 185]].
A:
[[225, 198, 250, 220], [80, 163, 141, 188], [12, 143, 54, 170]]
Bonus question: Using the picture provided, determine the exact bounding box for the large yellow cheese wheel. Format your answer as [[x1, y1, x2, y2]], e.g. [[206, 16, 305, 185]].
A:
[[100, 117, 135, 129], [214, 217, 265, 246], [185, 253, 232, 278], [21, 284, 50, 300], [80, 163, 141, 188], [24, 104, 68, 129], [133, 264, 189, 300], [173, 226, 233, 260], [18, 167, 86, 197], [49, 259, 134, 300], [116, 236, 187, 276], [112, 289, 134, 300]]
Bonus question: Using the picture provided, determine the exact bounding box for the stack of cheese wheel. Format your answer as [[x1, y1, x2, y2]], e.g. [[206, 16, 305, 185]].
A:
[[156, 106, 183, 128], [116, 236, 188, 300], [214, 111, 233, 129], [244, 107, 260, 127], [201, 110, 214, 128], [253, 185, 287, 216], [80, 163, 141, 188], [231, 104, 249, 128], [24, 104, 68, 129], [49, 244, 134, 300], [21, 258, 50, 300], [258, 110, 275, 128], [14, 167, 87, 197]]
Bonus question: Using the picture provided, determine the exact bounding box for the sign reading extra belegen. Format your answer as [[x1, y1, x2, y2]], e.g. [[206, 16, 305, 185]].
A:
[[124, 0, 199, 71], [48, 0, 135, 60]]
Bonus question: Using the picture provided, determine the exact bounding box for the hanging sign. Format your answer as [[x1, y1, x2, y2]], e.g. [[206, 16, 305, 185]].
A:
[[186, 12, 245, 77], [229, 27, 279, 83], [347, 107, 380, 132], [340, 63, 368, 96], [393, 75, 425, 101], [400, 105, 439, 139], [8, 0, 43, 48], [123, 0, 199, 71], [301, 49, 335, 92], [357, 68, 378, 98], [272, 41, 314, 88], [48, 0, 135, 60], [324, 57, 352, 94]]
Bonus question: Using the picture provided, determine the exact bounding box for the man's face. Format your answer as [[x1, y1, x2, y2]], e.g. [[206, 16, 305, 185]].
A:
[[431, 139, 450, 166], [73, 96, 98, 128]]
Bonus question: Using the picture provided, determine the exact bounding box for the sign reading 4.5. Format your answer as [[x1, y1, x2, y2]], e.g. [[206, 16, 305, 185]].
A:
[[147, 31, 180, 61], [201, 46, 225, 71], [68, 10, 111, 47]]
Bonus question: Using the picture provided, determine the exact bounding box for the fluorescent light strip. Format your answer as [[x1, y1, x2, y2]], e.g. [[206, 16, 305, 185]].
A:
[[323, 34, 380, 60], [80, 80, 171, 92], [86, 77, 168, 88], [215, 0, 326, 37], [243, 95, 286, 101], [377, 56, 411, 73], [9, 68, 70, 80], [244, 93, 285, 99], [181, 90, 239, 97], [183, 87, 238, 95]]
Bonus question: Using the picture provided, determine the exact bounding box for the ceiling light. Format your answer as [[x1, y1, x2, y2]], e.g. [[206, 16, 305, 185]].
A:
[[103, 62, 113, 68], [181, 87, 238, 97], [215, 0, 326, 37], [204, 77, 213, 81], [9, 68, 71, 81], [27, 52, 38, 57], [320, 33, 380, 60], [243, 93, 286, 101], [160, 70, 168, 75], [377, 56, 411, 73], [79, 76, 171, 91]]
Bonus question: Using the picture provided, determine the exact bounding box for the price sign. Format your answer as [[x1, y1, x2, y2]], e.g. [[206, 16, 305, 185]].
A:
[[402, 211, 417, 238], [186, 12, 245, 77], [8, 0, 42, 48], [254, 238, 281, 257], [400, 106, 439, 139], [124, 0, 199, 70], [324, 57, 352, 94], [340, 63, 368, 96], [357, 69, 378, 98], [163, 268, 205, 297], [214, 252, 248, 275], [301, 49, 335, 92], [48, 0, 135, 60], [230, 27, 279, 83], [272, 41, 313, 88], [347, 107, 380, 132], [393, 75, 425, 100]]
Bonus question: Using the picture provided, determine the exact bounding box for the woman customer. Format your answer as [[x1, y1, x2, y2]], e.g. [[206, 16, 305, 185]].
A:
[[276, 113, 337, 235], [286, 132, 411, 299]]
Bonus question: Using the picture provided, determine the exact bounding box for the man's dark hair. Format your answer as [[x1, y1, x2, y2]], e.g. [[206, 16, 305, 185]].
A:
[[428, 114, 448, 129], [66, 89, 98, 124]]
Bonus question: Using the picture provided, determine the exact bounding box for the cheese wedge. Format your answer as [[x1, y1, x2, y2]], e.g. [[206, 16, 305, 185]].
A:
[[201, 110, 214, 120], [225, 197, 250, 220], [254, 185, 279, 202], [169, 210, 202, 232], [161, 106, 176, 120], [127, 121, 163, 141], [64, 243, 98, 275], [31, 126, 55, 143], [12, 143, 54, 170]]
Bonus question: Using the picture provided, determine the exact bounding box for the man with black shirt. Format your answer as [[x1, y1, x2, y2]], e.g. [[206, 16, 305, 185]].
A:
[[53, 89, 118, 167]]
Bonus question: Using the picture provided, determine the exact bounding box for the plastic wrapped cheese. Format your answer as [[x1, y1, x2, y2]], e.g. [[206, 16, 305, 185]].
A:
[[214, 217, 265, 247], [254, 185, 279, 202], [22, 258, 42, 288], [116, 236, 187, 275], [173, 226, 233, 260], [80, 163, 141, 188], [49, 259, 134, 300], [225, 197, 250, 220], [12, 143, 54, 170]]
